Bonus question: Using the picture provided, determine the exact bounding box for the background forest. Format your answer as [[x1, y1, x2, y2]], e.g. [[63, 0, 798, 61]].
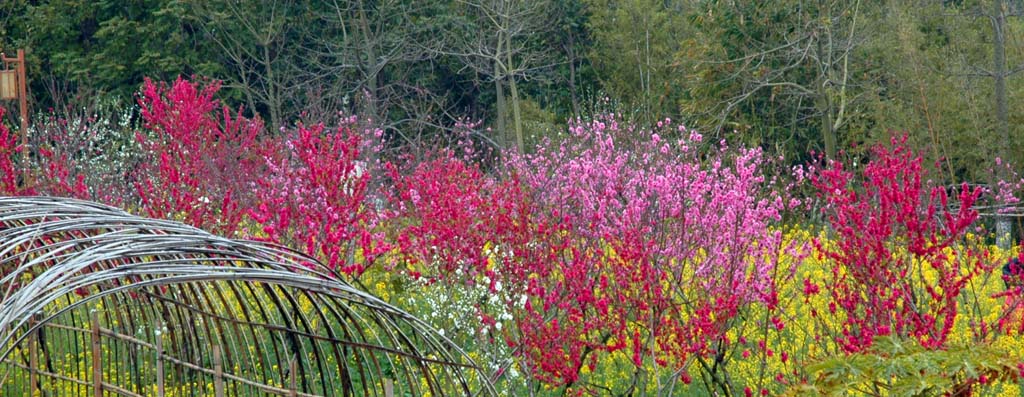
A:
[[3, 0, 1024, 182]]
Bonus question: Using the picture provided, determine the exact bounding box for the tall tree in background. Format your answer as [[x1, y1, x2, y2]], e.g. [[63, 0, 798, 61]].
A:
[[443, 0, 555, 152], [304, 0, 459, 146], [685, 0, 880, 160], [585, 0, 691, 126], [941, 0, 1024, 245], [185, 0, 307, 132]]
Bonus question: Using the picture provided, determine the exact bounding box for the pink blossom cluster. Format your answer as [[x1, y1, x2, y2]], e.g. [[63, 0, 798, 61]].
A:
[[134, 77, 267, 235], [250, 122, 388, 275], [500, 115, 801, 385]]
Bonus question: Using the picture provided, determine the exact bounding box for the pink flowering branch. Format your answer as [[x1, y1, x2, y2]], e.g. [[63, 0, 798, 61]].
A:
[[250, 120, 388, 276]]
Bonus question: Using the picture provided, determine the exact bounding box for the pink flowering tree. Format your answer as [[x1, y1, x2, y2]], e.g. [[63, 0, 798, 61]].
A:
[[504, 115, 802, 394]]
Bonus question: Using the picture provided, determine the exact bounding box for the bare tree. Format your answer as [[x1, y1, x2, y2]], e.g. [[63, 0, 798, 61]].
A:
[[696, 0, 871, 160], [185, 0, 307, 133], [302, 0, 461, 147], [440, 0, 555, 152], [934, 0, 1024, 247]]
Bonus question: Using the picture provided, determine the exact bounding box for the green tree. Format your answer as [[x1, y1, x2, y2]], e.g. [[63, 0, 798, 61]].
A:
[[585, 0, 692, 126], [3, 0, 216, 109]]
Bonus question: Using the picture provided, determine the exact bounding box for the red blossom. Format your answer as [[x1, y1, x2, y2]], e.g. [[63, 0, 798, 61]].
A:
[[812, 135, 984, 351]]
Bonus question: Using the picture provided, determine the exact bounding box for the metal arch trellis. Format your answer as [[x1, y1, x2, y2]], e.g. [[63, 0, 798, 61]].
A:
[[0, 196, 497, 397]]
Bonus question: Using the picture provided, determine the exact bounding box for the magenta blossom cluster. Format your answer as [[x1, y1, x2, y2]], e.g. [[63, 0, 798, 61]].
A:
[[503, 114, 802, 386]]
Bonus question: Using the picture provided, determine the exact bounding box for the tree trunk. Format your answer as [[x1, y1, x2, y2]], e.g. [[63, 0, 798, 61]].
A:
[[495, 67, 508, 148], [264, 44, 282, 133], [994, 0, 1013, 249], [567, 31, 581, 120], [817, 0, 838, 160], [358, 2, 380, 124], [508, 45, 525, 152], [816, 59, 837, 159]]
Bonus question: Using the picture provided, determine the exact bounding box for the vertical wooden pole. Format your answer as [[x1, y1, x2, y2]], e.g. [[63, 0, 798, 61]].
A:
[[155, 320, 164, 397], [16, 49, 27, 170], [288, 357, 298, 397], [384, 378, 394, 397], [28, 316, 37, 396], [213, 345, 224, 397], [91, 311, 102, 397]]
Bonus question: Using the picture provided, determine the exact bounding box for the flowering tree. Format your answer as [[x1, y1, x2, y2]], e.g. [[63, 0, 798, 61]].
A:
[[135, 77, 266, 236], [382, 149, 539, 390], [0, 107, 89, 199], [811, 136, 985, 352], [249, 120, 388, 276], [0, 108, 24, 195], [504, 115, 801, 394]]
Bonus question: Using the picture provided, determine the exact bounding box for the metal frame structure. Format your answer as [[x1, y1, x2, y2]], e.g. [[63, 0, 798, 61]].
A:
[[0, 196, 495, 396]]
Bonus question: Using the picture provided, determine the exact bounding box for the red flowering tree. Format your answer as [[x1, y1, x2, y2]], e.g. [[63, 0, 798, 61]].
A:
[[249, 120, 388, 276], [135, 77, 266, 236], [0, 108, 24, 195], [811, 136, 985, 352]]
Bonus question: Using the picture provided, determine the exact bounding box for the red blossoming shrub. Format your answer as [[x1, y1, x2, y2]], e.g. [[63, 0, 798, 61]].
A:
[[135, 77, 267, 236], [812, 135, 985, 352], [249, 120, 388, 276]]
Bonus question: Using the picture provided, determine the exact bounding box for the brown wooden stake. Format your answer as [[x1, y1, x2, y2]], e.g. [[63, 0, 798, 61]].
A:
[[28, 316, 37, 396], [91, 311, 102, 397], [16, 49, 26, 170], [213, 345, 224, 397], [385, 378, 394, 397], [288, 357, 298, 397], [155, 320, 164, 397]]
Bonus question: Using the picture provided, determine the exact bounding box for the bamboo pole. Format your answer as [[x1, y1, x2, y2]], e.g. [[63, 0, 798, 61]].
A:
[[288, 357, 298, 397], [155, 320, 164, 397], [91, 311, 102, 397], [28, 316, 37, 396], [15, 49, 27, 174], [213, 345, 224, 397]]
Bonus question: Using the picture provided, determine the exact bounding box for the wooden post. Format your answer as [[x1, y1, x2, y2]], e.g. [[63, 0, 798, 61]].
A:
[[155, 320, 164, 397], [384, 378, 394, 397], [91, 311, 102, 397], [16, 49, 26, 168], [288, 357, 298, 397], [213, 345, 224, 397], [28, 316, 37, 396]]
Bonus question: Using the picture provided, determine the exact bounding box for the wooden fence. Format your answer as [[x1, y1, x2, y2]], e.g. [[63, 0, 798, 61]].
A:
[[3, 312, 380, 397]]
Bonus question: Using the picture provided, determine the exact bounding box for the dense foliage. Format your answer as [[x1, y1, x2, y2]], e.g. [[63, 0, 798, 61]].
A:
[[4, 0, 1024, 181]]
